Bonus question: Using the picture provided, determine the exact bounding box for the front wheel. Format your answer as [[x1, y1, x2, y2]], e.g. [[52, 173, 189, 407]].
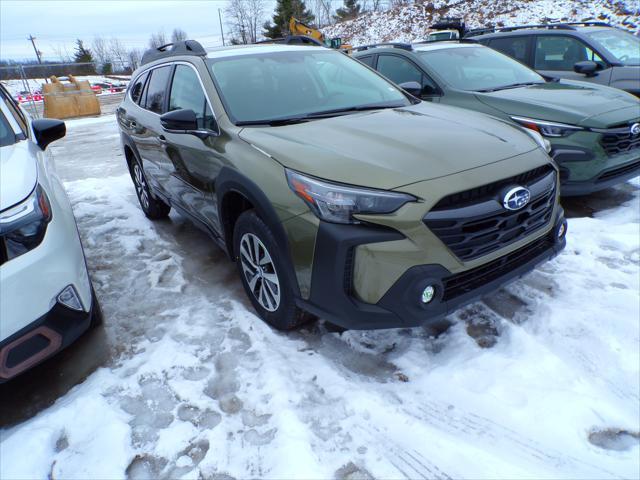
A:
[[233, 210, 312, 330]]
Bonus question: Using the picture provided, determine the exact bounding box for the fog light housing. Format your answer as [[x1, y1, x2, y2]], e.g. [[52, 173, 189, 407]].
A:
[[557, 220, 567, 240], [57, 285, 83, 311], [421, 285, 436, 304]]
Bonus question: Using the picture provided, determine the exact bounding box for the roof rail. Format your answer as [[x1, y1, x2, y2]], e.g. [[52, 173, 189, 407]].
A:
[[352, 42, 412, 52], [141, 40, 207, 65], [465, 23, 577, 37], [563, 21, 612, 27]]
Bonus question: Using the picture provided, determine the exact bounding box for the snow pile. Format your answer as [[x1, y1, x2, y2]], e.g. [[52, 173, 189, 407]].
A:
[[0, 116, 638, 478], [323, 0, 640, 46]]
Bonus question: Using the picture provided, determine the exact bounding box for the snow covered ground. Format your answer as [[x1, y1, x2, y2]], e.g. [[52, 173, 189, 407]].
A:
[[0, 114, 639, 479]]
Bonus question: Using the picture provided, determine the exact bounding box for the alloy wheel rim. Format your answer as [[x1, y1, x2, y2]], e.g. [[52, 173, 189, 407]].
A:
[[133, 164, 150, 210], [239, 233, 280, 312]]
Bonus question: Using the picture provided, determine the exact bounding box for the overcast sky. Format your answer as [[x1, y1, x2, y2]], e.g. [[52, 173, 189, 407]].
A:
[[0, 0, 244, 61]]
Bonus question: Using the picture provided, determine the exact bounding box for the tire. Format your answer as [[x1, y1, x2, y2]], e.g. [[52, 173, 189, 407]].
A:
[[129, 159, 170, 220], [233, 210, 312, 330]]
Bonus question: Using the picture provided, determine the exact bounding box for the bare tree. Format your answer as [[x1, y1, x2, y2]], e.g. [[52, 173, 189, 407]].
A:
[[92, 36, 111, 66], [171, 28, 188, 43], [149, 30, 168, 49], [225, 0, 265, 44], [127, 48, 143, 70], [109, 38, 128, 72], [52, 44, 73, 63]]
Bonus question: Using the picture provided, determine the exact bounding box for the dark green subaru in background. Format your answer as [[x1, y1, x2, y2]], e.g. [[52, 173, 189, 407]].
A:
[[354, 42, 640, 195]]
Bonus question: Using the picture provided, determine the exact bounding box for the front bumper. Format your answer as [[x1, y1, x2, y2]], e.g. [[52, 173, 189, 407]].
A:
[[551, 135, 640, 196], [559, 157, 640, 196], [297, 213, 567, 330], [0, 297, 93, 382]]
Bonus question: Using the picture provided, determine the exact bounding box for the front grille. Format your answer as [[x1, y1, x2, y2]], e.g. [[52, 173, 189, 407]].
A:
[[442, 235, 553, 302], [600, 131, 640, 156], [424, 167, 557, 261], [596, 159, 640, 183], [431, 165, 553, 210]]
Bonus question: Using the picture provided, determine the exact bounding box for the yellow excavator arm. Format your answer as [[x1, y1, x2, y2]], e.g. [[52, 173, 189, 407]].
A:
[[289, 17, 325, 42], [288, 17, 352, 51]]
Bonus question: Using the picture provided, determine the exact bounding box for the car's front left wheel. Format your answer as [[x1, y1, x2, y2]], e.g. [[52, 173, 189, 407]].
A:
[[233, 210, 311, 330]]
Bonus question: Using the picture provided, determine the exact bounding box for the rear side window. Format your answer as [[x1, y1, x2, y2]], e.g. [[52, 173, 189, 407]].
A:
[[168, 65, 216, 131], [357, 55, 375, 67], [130, 71, 149, 104], [143, 66, 172, 114], [489, 37, 530, 64], [534, 35, 604, 70]]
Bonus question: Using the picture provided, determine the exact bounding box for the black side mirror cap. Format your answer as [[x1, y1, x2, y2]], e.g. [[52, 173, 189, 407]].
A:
[[31, 119, 66, 150], [161, 108, 199, 131], [398, 81, 423, 97], [574, 61, 599, 77], [160, 109, 219, 138]]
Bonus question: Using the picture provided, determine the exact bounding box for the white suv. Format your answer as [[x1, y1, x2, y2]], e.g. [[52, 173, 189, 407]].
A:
[[0, 85, 100, 382]]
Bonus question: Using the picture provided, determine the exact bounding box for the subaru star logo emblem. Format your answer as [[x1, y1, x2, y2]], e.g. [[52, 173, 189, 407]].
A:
[[503, 186, 531, 211], [631, 123, 640, 136]]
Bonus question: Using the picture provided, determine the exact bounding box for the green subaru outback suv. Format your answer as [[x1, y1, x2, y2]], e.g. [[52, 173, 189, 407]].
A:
[[118, 41, 566, 331], [353, 41, 640, 195]]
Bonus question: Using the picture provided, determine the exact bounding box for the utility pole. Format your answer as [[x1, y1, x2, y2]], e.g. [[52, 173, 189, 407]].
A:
[[218, 8, 225, 46], [28, 34, 42, 63], [28, 34, 48, 84]]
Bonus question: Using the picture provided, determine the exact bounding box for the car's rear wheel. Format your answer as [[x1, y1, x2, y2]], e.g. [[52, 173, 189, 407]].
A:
[[130, 161, 170, 219], [233, 210, 311, 330]]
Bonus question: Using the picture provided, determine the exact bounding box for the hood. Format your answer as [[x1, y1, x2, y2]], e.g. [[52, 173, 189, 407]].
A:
[[0, 141, 38, 212], [475, 81, 640, 129], [238, 103, 539, 190]]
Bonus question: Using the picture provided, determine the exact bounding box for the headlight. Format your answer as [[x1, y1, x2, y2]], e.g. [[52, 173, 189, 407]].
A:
[[0, 185, 52, 261], [511, 116, 584, 138], [286, 169, 416, 224], [523, 127, 552, 153]]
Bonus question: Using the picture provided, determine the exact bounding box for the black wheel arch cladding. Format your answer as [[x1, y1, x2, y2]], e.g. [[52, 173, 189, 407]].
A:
[[215, 166, 302, 298]]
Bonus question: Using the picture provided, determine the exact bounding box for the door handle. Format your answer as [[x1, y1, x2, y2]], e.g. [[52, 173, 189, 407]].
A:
[[158, 135, 167, 144]]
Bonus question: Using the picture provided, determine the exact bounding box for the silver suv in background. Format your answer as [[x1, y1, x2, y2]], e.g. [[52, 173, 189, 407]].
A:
[[467, 22, 640, 96]]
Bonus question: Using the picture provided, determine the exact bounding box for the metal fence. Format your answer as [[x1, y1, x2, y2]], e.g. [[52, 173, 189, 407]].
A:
[[0, 61, 131, 118]]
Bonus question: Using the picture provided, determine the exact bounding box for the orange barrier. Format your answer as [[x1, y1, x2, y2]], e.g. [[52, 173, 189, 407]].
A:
[[42, 75, 101, 119]]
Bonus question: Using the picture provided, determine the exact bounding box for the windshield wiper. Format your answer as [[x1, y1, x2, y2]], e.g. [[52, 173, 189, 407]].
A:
[[477, 82, 544, 93], [236, 103, 407, 127]]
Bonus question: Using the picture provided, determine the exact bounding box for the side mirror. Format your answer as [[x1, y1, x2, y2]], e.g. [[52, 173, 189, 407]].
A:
[[160, 109, 198, 132], [398, 81, 422, 97], [574, 61, 598, 77], [32, 119, 66, 150]]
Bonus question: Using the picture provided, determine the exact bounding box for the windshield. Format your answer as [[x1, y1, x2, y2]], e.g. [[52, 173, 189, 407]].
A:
[[587, 29, 640, 66], [0, 110, 16, 147], [207, 49, 410, 124], [419, 46, 545, 91]]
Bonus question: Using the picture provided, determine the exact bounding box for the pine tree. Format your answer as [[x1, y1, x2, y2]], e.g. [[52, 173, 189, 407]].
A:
[[334, 0, 361, 21], [263, 0, 315, 39], [73, 39, 94, 63]]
